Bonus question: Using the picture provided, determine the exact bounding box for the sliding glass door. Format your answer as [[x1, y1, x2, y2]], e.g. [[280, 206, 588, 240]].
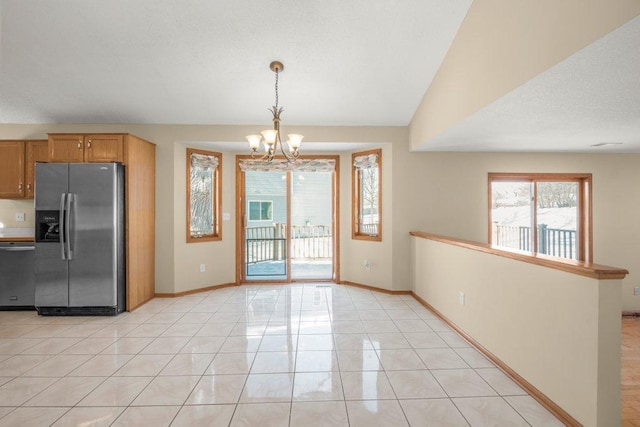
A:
[[290, 170, 333, 280], [238, 157, 338, 283], [244, 171, 288, 280]]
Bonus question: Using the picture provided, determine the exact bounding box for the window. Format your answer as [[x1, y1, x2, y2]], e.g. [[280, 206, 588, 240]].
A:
[[352, 148, 381, 241], [248, 201, 273, 221], [489, 173, 592, 261], [187, 148, 221, 242]]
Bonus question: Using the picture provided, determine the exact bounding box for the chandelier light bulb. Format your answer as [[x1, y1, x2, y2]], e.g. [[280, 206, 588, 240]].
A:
[[261, 129, 278, 144], [287, 134, 303, 149], [246, 135, 262, 150]]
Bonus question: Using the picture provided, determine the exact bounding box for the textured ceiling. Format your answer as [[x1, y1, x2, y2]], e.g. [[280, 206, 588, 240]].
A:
[[2, 2, 637, 154], [419, 15, 640, 153], [0, 0, 472, 126]]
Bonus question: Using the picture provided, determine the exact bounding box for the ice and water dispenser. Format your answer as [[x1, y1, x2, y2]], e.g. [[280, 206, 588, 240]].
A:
[[35, 211, 60, 243]]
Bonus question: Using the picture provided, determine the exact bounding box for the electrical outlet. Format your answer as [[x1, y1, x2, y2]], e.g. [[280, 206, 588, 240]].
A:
[[200, 264, 205, 273], [634, 287, 640, 296], [459, 291, 465, 306], [364, 260, 370, 270], [223, 213, 230, 221], [15, 212, 25, 222]]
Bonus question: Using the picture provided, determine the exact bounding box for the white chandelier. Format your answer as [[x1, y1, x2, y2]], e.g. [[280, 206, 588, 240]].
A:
[[246, 61, 303, 162]]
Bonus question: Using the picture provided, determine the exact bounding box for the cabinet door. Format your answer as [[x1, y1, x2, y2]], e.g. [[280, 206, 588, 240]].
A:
[[85, 135, 124, 163], [48, 134, 84, 162], [0, 141, 25, 198], [25, 140, 49, 199]]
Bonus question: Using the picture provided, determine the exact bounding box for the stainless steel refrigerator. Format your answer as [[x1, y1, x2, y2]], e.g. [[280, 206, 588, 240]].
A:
[[34, 163, 125, 315]]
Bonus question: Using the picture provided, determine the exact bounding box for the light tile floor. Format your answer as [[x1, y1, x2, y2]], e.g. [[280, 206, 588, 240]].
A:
[[0, 284, 562, 426]]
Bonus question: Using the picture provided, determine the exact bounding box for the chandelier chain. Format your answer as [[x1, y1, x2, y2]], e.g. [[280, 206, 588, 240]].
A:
[[274, 68, 279, 109], [246, 60, 301, 162]]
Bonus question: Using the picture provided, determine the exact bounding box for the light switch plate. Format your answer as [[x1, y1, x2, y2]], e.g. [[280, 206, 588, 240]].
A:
[[223, 213, 231, 221]]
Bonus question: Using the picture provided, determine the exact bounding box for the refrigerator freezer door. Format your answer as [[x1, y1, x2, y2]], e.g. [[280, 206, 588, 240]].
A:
[[35, 163, 68, 210], [34, 163, 70, 308], [35, 242, 69, 307], [68, 163, 121, 308]]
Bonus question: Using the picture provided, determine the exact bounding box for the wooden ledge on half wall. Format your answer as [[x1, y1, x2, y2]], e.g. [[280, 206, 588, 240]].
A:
[[410, 231, 628, 281]]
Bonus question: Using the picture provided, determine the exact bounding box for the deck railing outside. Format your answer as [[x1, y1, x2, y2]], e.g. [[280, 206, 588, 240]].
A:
[[291, 225, 332, 259], [493, 223, 577, 260], [246, 224, 332, 264], [360, 223, 378, 235]]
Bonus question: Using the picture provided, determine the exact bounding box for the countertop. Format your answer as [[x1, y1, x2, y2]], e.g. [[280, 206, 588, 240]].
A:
[[0, 228, 35, 242]]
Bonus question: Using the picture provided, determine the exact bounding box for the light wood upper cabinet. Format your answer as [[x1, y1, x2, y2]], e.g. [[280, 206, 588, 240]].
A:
[[85, 135, 124, 163], [25, 140, 49, 199], [0, 140, 49, 199], [48, 134, 124, 163], [0, 141, 26, 198], [48, 134, 85, 163]]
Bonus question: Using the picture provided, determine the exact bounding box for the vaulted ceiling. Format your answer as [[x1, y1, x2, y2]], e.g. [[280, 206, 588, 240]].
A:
[[0, 0, 471, 126], [1, 1, 638, 152]]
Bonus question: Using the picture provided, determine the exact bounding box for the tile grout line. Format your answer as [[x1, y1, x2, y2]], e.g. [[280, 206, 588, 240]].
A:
[[0, 284, 564, 426]]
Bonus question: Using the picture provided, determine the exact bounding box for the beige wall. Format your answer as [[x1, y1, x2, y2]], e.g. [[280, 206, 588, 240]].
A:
[[412, 236, 621, 426], [396, 152, 640, 312], [340, 143, 395, 290], [0, 199, 34, 229], [0, 124, 405, 295], [173, 145, 236, 292], [0, 124, 637, 311], [169, 127, 404, 293], [410, 0, 640, 148]]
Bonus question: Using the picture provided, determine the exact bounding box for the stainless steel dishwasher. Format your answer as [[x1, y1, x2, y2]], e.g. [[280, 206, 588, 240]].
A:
[[0, 242, 35, 309]]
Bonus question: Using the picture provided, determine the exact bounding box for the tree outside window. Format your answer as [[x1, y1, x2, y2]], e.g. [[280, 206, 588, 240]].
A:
[[352, 148, 381, 241], [187, 148, 221, 243]]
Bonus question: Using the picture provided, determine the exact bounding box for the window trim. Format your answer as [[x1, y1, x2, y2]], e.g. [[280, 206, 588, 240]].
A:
[[352, 148, 382, 241], [488, 173, 592, 262], [186, 147, 222, 243]]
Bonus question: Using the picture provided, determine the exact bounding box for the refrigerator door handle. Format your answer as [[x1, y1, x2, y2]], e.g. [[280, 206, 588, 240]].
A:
[[65, 193, 74, 260], [60, 193, 67, 260]]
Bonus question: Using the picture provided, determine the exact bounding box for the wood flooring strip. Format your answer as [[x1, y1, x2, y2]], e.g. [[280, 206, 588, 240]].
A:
[[623, 317, 640, 426]]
